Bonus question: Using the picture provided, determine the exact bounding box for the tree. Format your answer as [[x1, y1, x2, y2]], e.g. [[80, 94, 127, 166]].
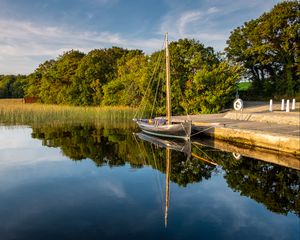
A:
[[183, 62, 241, 113], [38, 50, 85, 104], [144, 38, 221, 116], [70, 47, 131, 106], [25, 59, 56, 98], [226, 1, 300, 98], [0, 75, 27, 98], [170, 39, 220, 114], [102, 51, 148, 106]]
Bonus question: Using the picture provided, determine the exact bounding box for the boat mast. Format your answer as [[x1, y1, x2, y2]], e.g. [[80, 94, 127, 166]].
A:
[[165, 33, 171, 125]]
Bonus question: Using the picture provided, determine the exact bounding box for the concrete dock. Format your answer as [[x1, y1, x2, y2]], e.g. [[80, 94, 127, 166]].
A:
[[173, 101, 300, 155]]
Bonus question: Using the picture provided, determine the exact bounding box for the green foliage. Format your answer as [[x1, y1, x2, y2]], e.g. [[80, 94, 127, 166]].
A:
[[25, 60, 55, 99], [102, 51, 148, 106], [226, 1, 300, 98], [238, 82, 251, 91], [142, 38, 224, 116], [169, 39, 220, 114], [183, 62, 241, 113], [70, 47, 131, 106], [41, 50, 85, 104], [0, 75, 27, 98], [15, 38, 240, 114], [2, 39, 241, 114]]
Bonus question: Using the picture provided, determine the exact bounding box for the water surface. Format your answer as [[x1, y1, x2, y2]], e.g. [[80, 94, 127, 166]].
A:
[[0, 124, 299, 240]]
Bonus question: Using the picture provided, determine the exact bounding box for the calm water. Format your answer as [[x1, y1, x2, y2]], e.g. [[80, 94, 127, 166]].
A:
[[0, 124, 299, 240]]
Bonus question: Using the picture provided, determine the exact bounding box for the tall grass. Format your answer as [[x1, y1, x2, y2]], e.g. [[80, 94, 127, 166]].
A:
[[0, 99, 137, 127]]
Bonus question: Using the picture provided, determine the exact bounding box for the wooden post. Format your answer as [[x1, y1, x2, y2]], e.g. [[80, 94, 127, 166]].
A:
[[281, 99, 285, 111], [286, 100, 290, 112], [292, 99, 296, 110], [269, 99, 273, 112]]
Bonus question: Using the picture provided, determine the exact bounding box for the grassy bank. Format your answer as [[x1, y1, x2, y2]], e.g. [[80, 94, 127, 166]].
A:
[[0, 99, 137, 126]]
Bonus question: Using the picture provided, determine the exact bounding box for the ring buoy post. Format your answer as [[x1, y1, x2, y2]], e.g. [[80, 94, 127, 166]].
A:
[[233, 98, 243, 111]]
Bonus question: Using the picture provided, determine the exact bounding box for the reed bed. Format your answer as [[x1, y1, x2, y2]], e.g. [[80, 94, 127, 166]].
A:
[[0, 99, 137, 127]]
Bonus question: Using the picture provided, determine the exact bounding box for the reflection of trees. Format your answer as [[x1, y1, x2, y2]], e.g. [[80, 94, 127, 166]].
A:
[[32, 125, 127, 167], [220, 157, 300, 217], [31, 124, 216, 187], [138, 145, 217, 187], [171, 156, 215, 187], [31, 124, 300, 216], [196, 146, 300, 217]]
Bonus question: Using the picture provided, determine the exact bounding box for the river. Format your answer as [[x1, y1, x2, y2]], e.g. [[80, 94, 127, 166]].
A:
[[0, 124, 299, 239]]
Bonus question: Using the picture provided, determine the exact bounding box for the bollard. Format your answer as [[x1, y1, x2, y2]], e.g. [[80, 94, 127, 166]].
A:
[[286, 100, 290, 112], [292, 98, 296, 110], [281, 99, 285, 111], [269, 99, 273, 112]]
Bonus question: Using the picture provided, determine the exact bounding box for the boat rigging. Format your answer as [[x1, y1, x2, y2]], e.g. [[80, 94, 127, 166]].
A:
[[133, 33, 192, 140]]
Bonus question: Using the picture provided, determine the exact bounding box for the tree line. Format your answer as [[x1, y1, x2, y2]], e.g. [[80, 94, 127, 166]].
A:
[[1, 1, 299, 113]]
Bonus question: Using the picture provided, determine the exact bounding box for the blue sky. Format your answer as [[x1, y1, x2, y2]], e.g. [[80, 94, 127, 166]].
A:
[[0, 0, 281, 74]]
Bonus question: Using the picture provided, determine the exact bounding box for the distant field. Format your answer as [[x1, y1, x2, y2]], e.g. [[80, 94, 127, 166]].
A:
[[0, 98, 136, 126], [238, 82, 252, 91]]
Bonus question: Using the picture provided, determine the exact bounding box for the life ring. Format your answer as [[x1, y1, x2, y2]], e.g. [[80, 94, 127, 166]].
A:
[[232, 152, 242, 160], [233, 98, 243, 111]]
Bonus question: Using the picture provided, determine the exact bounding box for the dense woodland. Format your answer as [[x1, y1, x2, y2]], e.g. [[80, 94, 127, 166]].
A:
[[0, 1, 299, 114]]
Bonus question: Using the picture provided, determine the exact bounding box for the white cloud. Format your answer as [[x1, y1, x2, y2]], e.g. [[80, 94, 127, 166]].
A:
[[176, 7, 220, 36], [0, 126, 66, 172], [160, 6, 227, 51], [0, 19, 163, 74], [0, 19, 123, 57], [98, 180, 127, 199], [177, 10, 204, 35], [159, 0, 282, 51]]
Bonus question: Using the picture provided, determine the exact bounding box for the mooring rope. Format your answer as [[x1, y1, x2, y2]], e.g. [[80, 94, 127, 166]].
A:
[[191, 142, 215, 163]]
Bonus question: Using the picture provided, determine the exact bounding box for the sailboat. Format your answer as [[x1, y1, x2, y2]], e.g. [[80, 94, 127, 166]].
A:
[[133, 33, 192, 140]]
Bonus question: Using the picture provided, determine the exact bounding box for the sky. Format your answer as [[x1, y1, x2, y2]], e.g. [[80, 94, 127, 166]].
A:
[[0, 0, 282, 75]]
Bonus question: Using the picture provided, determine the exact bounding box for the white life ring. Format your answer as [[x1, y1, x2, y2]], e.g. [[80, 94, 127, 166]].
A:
[[232, 152, 242, 160], [233, 98, 243, 111]]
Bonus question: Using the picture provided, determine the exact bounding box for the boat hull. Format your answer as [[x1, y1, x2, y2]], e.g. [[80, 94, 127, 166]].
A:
[[135, 119, 191, 140], [134, 132, 191, 155]]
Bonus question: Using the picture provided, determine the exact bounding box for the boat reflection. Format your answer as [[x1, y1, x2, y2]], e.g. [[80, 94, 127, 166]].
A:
[[134, 132, 191, 156], [134, 132, 217, 227]]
